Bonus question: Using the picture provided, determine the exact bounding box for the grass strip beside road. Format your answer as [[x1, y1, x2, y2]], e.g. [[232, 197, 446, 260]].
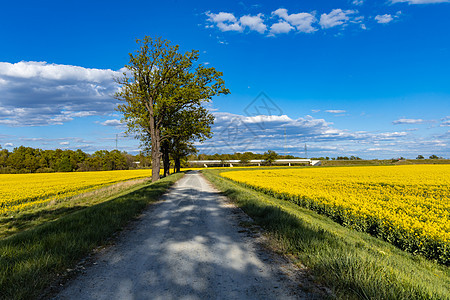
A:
[[0, 172, 184, 300], [203, 169, 450, 300]]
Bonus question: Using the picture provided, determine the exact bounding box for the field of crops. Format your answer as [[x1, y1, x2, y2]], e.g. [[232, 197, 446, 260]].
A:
[[221, 165, 450, 264], [0, 169, 153, 215]]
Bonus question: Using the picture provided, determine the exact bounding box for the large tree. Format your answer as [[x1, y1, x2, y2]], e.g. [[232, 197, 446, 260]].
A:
[[115, 37, 229, 181]]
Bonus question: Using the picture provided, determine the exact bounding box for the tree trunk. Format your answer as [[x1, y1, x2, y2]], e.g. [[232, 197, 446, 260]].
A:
[[149, 113, 161, 182], [162, 141, 170, 177], [175, 157, 181, 173]]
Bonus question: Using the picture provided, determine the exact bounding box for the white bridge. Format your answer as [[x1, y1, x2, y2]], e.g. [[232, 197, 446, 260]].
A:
[[189, 159, 321, 167]]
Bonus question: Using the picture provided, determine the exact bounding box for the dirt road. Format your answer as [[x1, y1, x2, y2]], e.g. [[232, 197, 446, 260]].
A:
[[55, 171, 313, 299]]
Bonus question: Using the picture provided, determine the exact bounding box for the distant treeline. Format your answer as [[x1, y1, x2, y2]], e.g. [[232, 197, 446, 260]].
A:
[[0, 146, 151, 174]]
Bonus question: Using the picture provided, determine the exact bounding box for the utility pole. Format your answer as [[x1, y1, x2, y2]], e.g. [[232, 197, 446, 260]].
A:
[[115, 134, 118, 150]]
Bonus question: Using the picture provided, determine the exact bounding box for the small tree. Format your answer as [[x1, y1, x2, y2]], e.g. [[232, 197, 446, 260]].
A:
[[171, 141, 197, 173], [263, 150, 278, 165], [162, 105, 214, 175], [429, 154, 439, 159], [416, 155, 424, 159]]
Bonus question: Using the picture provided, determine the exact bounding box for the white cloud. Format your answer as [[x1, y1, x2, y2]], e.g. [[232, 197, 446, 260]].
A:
[[391, 0, 449, 4], [240, 14, 267, 33], [319, 9, 357, 29], [377, 131, 408, 138], [206, 12, 268, 34], [269, 21, 294, 34], [0, 61, 121, 126], [441, 116, 450, 127], [375, 14, 394, 24], [352, 0, 364, 5], [392, 118, 428, 125], [196, 111, 441, 158], [0, 61, 122, 82], [326, 110, 346, 114], [206, 12, 236, 23], [101, 119, 123, 127], [4, 143, 13, 147], [272, 8, 317, 33], [206, 12, 243, 32], [206, 7, 399, 37], [59, 141, 70, 145]]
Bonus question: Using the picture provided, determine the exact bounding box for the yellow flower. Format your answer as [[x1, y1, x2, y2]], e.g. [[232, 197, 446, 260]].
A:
[[222, 165, 450, 261]]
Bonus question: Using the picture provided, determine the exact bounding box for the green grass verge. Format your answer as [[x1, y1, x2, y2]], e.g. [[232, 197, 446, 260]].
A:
[[203, 169, 450, 300], [0, 172, 184, 300], [0, 177, 154, 239]]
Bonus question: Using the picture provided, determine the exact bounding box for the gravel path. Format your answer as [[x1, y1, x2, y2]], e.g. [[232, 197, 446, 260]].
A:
[[55, 171, 315, 299]]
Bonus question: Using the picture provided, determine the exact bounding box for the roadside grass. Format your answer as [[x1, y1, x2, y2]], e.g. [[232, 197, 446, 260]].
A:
[[0, 172, 184, 300], [203, 169, 450, 300]]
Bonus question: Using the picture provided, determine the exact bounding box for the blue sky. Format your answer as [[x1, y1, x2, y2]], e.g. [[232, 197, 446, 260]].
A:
[[0, 0, 449, 159]]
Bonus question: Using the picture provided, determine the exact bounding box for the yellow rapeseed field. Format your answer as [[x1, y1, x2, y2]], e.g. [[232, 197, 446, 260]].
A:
[[222, 165, 450, 264], [0, 169, 152, 215]]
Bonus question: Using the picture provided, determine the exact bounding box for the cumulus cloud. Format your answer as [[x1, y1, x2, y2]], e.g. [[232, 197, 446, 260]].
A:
[[101, 119, 124, 127], [272, 8, 317, 33], [240, 14, 267, 33], [319, 9, 357, 29], [391, 0, 449, 4], [205, 12, 243, 32], [199, 112, 334, 154], [195, 111, 424, 157], [269, 21, 294, 34], [0, 61, 122, 126], [206, 7, 402, 37], [206, 11, 268, 33], [375, 14, 395, 24]]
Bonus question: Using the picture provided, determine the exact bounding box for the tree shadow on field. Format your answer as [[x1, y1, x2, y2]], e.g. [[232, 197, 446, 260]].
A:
[[0, 206, 87, 238]]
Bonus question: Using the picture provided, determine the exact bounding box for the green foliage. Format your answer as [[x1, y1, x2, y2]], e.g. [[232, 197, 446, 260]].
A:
[[263, 150, 278, 165], [115, 36, 229, 181], [0, 146, 146, 174], [336, 156, 362, 160], [56, 157, 73, 172]]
